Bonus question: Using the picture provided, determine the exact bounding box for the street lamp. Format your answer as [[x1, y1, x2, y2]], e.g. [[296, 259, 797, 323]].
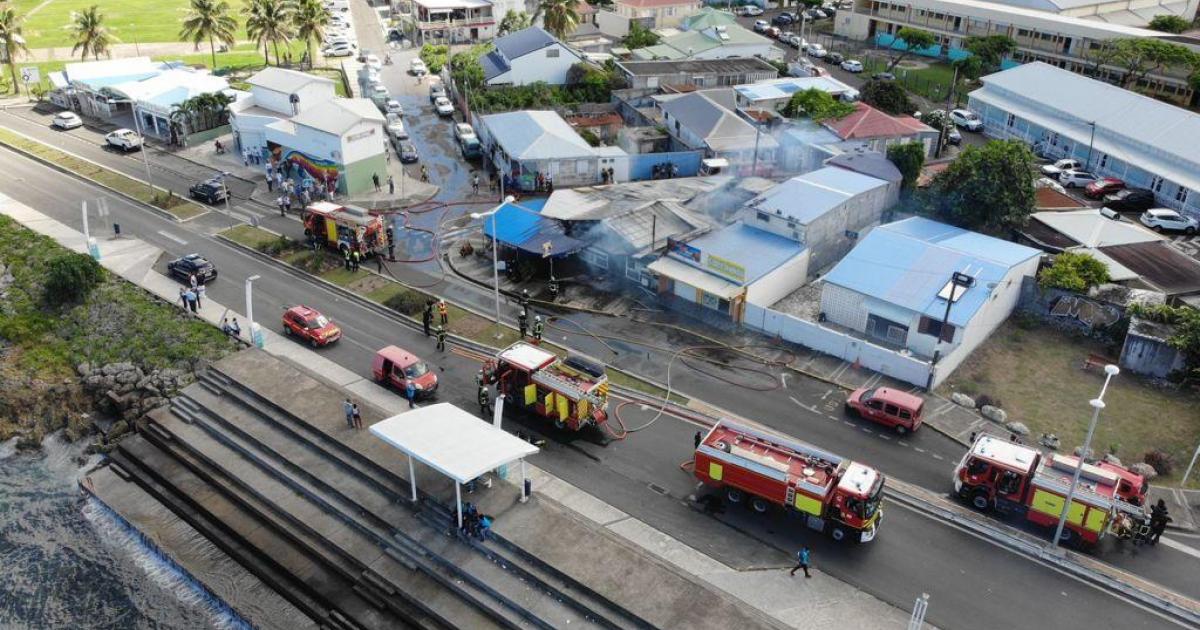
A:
[[245, 274, 264, 348], [471, 195, 515, 339], [110, 97, 155, 194], [1053, 363, 1119, 547]]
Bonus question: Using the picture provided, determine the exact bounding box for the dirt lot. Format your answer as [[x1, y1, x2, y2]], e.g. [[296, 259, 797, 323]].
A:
[[942, 318, 1199, 482]]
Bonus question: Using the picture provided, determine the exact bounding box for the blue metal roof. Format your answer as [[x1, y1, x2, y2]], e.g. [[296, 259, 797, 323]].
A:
[[481, 198, 586, 256], [683, 222, 804, 286], [822, 217, 1040, 327], [752, 167, 888, 225]]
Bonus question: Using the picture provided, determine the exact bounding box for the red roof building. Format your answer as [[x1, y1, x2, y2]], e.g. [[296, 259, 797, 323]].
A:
[[824, 102, 937, 156]]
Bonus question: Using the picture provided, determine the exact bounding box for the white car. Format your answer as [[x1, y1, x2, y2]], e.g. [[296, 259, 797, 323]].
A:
[[385, 99, 403, 115], [1140, 208, 1198, 234], [738, 5, 763, 15], [52, 111, 83, 130], [364, 54, 382, 71], [1058, 169, 1098, 188], [841, 59, 864, 73], [105, 128, 142, 151], [949, 109, 983, 131], [369, 84, 389, 102], [387, 119, 408, 141], [753, 19, 769, 32], [324, 36, 354, 49], [324, 44, 355, 57], [434, 96, 454, 116], [410, 58, 428, 76], [1041, 158, 1081, 176], [454, 122, 476, 143], [806, 43, 827, 58]]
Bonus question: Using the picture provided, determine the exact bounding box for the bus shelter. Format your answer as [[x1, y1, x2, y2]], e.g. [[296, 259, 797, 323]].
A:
[[369, 403, 539, 528]]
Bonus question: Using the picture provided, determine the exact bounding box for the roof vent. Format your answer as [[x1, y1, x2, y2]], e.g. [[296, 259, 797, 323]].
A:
[[1099, 206, 1121, 221]]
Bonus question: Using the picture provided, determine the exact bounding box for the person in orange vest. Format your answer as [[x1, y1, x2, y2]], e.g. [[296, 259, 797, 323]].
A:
[[437, 299, 448, 325]]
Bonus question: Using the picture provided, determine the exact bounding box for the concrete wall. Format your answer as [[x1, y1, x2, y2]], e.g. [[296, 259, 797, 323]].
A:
[[626, 150, 702, 180], [341, 119, 387, 164], [615, 1, 701, 28], [487, 42, 582, 86], [231, 112, 277, 153], [343, 151, 388, 195], [1120, 331, 1186, 378], [746, 250, 810, 307], [596, 9, 632, 38]]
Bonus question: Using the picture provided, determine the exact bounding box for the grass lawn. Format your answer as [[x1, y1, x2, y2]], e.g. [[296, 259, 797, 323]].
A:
[[11, 0, 258, 48], [220, 224, 282, 249], [942, 319, 1200, 483], [861, 55, 963, 104]]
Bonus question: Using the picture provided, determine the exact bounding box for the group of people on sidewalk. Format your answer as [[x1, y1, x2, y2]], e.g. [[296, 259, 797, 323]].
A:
[[265, 157, 340, 214], [460, 502, 493, 541], [343, 397, 364, 430]]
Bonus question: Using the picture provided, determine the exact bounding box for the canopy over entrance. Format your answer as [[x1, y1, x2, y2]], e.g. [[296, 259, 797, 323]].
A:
[[481, 198, 586, 256], [370, 403, 539, 527]]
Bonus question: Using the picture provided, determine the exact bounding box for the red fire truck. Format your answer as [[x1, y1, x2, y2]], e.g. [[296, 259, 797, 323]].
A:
[[302, 201, 385, 255], [693, 419, 884, 543], [954, 434, 1151, 547], [486, 342, 609, 431]]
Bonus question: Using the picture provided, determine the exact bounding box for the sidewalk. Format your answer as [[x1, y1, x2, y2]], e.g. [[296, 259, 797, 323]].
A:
[[0, 192, 920, 629]]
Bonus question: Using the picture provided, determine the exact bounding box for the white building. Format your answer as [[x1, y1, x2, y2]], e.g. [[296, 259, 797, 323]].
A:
[[481, 27, 585, 87], [968, 62, 1200, 219], [733, 76, 861, 113], [612, 0, 702, 28], [477, 110, 627, 189], [657, 90, 780, 176], [230, 68, 385, 195], [631, 8, 777, 61]]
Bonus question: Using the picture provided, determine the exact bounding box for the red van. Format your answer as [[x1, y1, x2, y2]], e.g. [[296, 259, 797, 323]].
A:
[[845, 387, 925, 434], [372, 346, 438, 398]]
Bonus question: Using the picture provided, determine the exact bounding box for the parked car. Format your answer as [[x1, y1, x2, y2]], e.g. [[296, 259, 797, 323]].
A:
[[434, 96, 454, 116], [784, 33, 803, 48], [453, 123, 476, 143], [324, 43, 355, 57], [429, 81, 446, 102], [1084, 177, 1125, 199], [872, 71, 896, 81], [949, 109, 983, 131], [805, 8, 822, 19], [841, 59, 864, 73], [806, 43, 828, 57], [845, 387, 925, 434], [753, 19, 769, 31], [1103, 188, 1156, 213], [1059, 169, 1099, 188], [385, 99, 403, 115], [369, 84, 389, 103], [387, 119, 408, 142], [167, 254, 217, 284], [372, 345, 438, 398], [282, 305, 342, 347], [765, 26, 781, 38], [772, 13, 793, 24], [397, 141, 419, 163], [105, 128, 142, 151], [364, 54, 382, 71], [741, 5, 763, 15], [460, 135, 482, 159], [188, 179, 228, 205], [1040, 158, 1081, 176], [1140, 208, 1198, 234], [410, 58, 427, 76], [826, 52, 844, 64], [52, 111, 83, 130]]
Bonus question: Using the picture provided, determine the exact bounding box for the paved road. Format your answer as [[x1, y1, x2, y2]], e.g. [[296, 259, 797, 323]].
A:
[[0, 149, 1189, 630]]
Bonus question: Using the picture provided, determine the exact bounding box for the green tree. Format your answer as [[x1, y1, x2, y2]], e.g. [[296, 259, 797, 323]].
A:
[[781, 87, 856, 121], [623, 21, 659, 48], [450, 44, 490, 91], [1111, 38, 1193, 90], [293, 0, 329, 69], [0, 6, 30, 94], [926, 139, 1036, 232], [69, 5, 116, 61], [538, 0, 580, 41], [960, 35, 1016, 77], [1037, 251, 1110, 292], [420, 43, 449, 73], [44, 253, 103, 306], [860, 78, 912, 115], [180, 0, 239, 70], [498, 9, 531, 35], [244, 0, 294, 66], [886, 141, 925, 191], [885, 27, 937, 73], [1148, 15, 1190, 33]]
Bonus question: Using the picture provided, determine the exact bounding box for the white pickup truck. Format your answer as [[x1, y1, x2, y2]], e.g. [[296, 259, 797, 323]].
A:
[[105, 128, 143, 151]]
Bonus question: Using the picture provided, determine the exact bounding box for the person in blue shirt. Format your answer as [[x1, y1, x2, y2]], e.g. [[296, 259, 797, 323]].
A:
[[790, 546, 811, 578]]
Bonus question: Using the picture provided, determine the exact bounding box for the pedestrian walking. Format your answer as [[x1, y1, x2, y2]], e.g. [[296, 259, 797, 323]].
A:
[[352, 403, 363, 430], [372, 172, 381, 192], [422, 307, 433, 337], [478, 384, 491, 417], [277, 195, 287, 216], [284, 196, 292, 215], [694, 431, 702, 450], [274, 171, 283, 192], [405, 381, 416, 409], [520, 289, 530, 319], [1150, 499, 1172, 545], [229, 318, 241, 337], [188, 273, 198, 289], [479, 514, 493, 540], [388, 175, 395, 195], [375, 252, 383, 272], [532, 315, 544, 343], [420, 165, 429, 182], [184, 288, 198, 313], [472, 174, 479, 195], [517, 311, 527, 339], [436, 325, 446, 352], [267, 173, 274, 192], [789, 547, 811, 578], [195, 284, 205, 309], [178, 287, 188, 308], [343, 398, 355, 428]]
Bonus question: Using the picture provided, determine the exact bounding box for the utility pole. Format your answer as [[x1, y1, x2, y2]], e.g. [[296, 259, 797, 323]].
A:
[[934, 63, 959, 159], [925, 271, 972, 390]]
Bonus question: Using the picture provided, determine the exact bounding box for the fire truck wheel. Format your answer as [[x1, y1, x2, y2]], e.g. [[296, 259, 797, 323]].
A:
[[751, 497, 770, 513], [554, 419, 566, 430], [829, 526, 847, 542], [726, 488, 744, 504], [970, 490, 992, 512]]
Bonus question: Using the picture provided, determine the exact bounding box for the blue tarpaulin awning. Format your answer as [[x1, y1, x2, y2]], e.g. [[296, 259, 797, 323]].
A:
[[481, 198, 586, 256]]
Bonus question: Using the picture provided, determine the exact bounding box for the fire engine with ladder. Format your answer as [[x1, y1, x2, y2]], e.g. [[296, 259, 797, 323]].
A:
[[694, 419, 884, 543], [484, 342, 609, 431], [302, 201, 385, 256], [954, 434, 1151, 547]]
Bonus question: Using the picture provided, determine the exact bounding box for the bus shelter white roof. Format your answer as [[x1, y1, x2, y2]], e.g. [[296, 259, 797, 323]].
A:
[[371, 403, 538, 484]]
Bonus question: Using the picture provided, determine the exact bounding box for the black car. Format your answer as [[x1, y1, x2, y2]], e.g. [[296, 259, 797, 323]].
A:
[[1103, 188, 1156, 213], [188, 179, 227, 205], [167, 254, 218, 284], [398, 141, 419, 163], [772, 13, 793, 25], [826, 52, 844, 64]]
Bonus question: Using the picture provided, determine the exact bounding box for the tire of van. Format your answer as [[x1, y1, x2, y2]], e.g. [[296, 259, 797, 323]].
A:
[[895, 424, 908, 435]]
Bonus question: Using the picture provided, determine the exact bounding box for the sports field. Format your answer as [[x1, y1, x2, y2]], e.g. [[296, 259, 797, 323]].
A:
[[10, 0, 252, 48]]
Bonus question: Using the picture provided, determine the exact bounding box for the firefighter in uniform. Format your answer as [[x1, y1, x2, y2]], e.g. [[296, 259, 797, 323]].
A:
[[520, 289, 530, 319], [548, 277, 559, 301], [517, 311, 528, 339], [532, 316, 544, 343], [435, 325, 447, 351], [343, 247, 352, 270], [478, 384, 491, 417], [437, 299, 449, 325]]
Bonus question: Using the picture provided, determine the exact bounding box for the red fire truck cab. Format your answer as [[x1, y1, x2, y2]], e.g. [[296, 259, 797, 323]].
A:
[[694, 419, 884, 543], [487, 342, 609, 431], [302, 201, 385, 255], [954, 434, 1150, 547]]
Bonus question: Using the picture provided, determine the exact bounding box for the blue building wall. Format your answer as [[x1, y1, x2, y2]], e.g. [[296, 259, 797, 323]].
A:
[[628, 151, 703, 180]]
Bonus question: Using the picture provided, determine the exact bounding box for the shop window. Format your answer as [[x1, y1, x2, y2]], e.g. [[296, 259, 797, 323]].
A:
[[1176, 187, 1189, 204], [1151, 176, 1164, 193]]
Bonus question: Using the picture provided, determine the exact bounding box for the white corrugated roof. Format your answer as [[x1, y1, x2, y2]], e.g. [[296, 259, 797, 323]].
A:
[[370, 403, 539, 484], [289, 98, 385, 135], [247, 67, 334, 94], [481, 110, 598, 160], [1031, 209, 1160, 248]]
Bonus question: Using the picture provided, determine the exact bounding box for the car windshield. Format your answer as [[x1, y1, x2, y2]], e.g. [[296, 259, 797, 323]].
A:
[[860, 388, 877, 402], [306, 315, 329, 329], [404, 361, 429, 378]]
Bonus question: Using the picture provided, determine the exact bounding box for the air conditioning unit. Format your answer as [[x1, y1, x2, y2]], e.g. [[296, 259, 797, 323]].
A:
[[1099, 206, 1122, 221]]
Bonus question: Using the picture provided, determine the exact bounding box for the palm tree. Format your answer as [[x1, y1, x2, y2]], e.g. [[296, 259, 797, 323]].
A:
[[69, 5, 116, 61], [536, 0, 579, 41], [244, 0, 294, 66], [292, 0, 329, 70], [180, 0, 239, 71], [0, 6, 30, 94]]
